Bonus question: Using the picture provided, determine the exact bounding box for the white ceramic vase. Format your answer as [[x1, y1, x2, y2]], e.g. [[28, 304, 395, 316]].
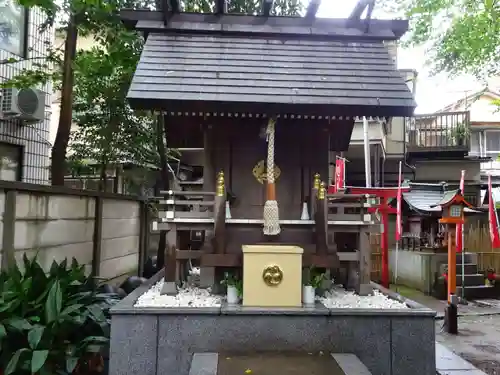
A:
[[302, 285, 315, 306], [227, 285, 239, 305]]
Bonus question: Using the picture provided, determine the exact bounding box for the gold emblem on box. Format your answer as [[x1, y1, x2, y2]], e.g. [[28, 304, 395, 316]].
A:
[[262, 265, 283, 286]]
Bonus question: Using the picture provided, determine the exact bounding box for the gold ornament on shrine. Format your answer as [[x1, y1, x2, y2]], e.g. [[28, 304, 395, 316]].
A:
[[252, 160, 281, 184], [262, 264, 283, 286], [216, 171, 225, 197]]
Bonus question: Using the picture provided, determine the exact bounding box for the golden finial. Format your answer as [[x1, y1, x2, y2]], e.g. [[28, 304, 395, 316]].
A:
[[318, 181, 326, 200], [313, 173, 321, 190], [216, 171, 225, 197]]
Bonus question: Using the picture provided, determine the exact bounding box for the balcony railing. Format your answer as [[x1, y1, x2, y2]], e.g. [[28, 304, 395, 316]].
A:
[[406, 111, 470, 154]]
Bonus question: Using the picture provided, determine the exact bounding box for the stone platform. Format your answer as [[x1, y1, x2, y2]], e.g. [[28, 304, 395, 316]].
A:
[[109, 271, 437, 375]]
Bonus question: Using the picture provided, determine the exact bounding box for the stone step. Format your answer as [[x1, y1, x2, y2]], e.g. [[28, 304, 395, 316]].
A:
[[456, 253, 477, 265], [190, 352, 373, 375], [456, 274, 485, 287], [440, 263, 480, 276], [456, 285, 496, 299], [455, 263, 478, 274]]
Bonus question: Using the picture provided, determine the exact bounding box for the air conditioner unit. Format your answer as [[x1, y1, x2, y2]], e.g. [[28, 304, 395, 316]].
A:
[[1, 88, 45, 123]]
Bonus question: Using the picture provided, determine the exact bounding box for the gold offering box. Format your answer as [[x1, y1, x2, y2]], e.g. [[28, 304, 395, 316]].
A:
[[242, 245, 303, 307]]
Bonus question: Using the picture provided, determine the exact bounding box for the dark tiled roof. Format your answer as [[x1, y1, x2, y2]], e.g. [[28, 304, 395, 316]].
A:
[[127, 33, 416, 116], [402, 184, 480, 214]]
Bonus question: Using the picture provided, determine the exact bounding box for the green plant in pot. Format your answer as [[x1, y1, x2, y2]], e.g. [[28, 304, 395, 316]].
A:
[[0, 255, 120, 375], [302, 267, 326, 306], [449, 123, 469, 146], [220, 272, 242, 305]]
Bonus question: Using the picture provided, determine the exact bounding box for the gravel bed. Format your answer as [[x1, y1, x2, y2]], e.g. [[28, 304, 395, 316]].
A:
[[319, 287, 409, 309], [135, 281, 408, 309], [134, 280, 222, 307]]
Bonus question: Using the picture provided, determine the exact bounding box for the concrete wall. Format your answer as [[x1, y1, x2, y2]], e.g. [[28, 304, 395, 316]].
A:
[[0, 182, 144, 281], [413, 159, 481, 183], [388, 250, 446, 294], [110, 272, 437, 375]]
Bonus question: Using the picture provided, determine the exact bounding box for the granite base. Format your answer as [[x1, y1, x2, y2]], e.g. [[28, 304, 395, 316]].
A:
[[110, 271, 436, 375]]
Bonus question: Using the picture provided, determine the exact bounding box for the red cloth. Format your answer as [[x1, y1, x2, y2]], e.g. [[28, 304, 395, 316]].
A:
[[334, 157, 345, 192], [456, 170, 465, 253], [396, 161, 403, 241], [488, 175, 500, 248]]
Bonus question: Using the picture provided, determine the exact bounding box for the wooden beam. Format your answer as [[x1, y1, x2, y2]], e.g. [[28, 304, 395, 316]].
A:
[[167, 0, 180, 12], [262, 0, 274, 16], [161, 0, 179, 25], [121, 10, 410, 39], [215, 0, 227, 14], [305, 0, 321, 19], [348, 0, 376, 31]]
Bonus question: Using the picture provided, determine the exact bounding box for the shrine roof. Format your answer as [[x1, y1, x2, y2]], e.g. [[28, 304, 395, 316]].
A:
[[400, 184, 480, 215], [121, 5, 416, 117]]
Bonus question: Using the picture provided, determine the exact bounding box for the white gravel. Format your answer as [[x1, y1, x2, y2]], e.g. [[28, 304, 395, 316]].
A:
[[134, 281, 408, 309], [319, 288, 409, 309], [134, 280, 222, 307]]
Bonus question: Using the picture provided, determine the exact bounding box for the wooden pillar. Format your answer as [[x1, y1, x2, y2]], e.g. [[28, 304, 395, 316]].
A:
[[203, 124, 215, 194], [311, 173, 320, 219], [200, 123, 217, 288], [315, 182, 328, 255], [447, 225, 457, 301], [213, 171, 226, 254], [161, 225, 178, 295], [1, 190, 17, 271], [91, 196, 103, 279]]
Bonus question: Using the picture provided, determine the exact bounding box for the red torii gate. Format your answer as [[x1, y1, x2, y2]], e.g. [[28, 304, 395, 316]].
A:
[[328, 185, 410, 288]]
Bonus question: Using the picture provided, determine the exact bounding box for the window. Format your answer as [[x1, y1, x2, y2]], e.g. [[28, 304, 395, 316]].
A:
[[484, 131, 500, 161], [0, 0, 28, 57], [470, 132, 480, 155], [0, 143, 22, 181]]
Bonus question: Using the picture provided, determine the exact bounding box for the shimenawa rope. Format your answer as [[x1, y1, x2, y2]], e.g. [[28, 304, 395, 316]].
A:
[[263, 117, 280, 235]]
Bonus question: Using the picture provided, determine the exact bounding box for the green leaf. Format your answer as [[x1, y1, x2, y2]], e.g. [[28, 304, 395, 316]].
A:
[[45, 280, 62, 323], [28, 326, 45, 349], [6, 317, 32, 331], [31, 350, 49, 373], [61, 303, 84, 316], [0, 323, 6, 339], [66, 356, 79, 373], [87, 304, 106, 322], [5, 348, 29, 375]]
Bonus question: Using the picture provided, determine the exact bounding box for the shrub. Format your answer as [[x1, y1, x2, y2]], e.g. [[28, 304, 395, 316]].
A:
[[0, 255, 120, 375]]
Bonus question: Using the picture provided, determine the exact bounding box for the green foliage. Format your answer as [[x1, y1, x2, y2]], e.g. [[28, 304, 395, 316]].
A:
[[387, 0, 500, 77], [303, 267, 326, 289], [220, 271, 243, 297], [182, 0, 302, 14], [2, 0, 302, 183], [0, 255, 120, 375]]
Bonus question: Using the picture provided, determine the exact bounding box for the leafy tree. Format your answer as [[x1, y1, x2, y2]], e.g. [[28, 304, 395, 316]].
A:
[[2, 0, 302, 189], [388, 0, 500, 78]]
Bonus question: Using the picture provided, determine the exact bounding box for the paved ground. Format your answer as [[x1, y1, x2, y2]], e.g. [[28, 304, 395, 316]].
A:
[[391, 286, 500, 375], [436, 315, 500, 375]]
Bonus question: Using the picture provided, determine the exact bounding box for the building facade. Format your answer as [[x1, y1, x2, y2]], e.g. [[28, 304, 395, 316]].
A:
[[0, 4, 53, 184]]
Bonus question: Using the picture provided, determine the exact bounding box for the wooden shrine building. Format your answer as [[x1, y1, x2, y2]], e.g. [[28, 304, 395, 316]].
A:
[[121, 0, 416, 294]]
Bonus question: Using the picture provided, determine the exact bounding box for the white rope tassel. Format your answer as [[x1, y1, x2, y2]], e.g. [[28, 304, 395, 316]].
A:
[[263, 118, 281, 235]]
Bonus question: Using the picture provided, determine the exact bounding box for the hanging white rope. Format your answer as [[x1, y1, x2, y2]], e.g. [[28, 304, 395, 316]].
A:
[[263, 117, 281, 235]]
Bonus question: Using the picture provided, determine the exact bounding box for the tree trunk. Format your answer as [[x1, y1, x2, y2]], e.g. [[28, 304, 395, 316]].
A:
[[99, 161, 108, 192], [51, 15, 78, 185], [156, 113, 169, 269]]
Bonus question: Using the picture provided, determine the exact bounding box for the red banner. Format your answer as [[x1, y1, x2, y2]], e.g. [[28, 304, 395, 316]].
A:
[[456, 170, 466, 253], [396, 161, 403, 241], [488, 175, 500, 248], [334, 157, 345, 192]]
